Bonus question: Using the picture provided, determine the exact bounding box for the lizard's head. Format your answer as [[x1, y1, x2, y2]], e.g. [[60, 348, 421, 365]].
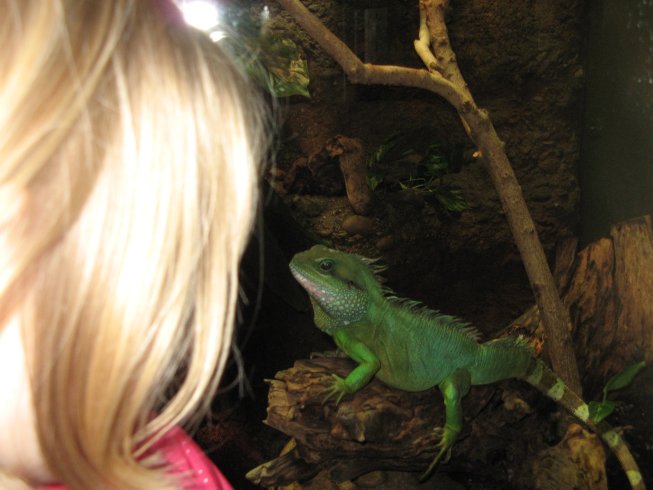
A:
[[289, 245, 382, 329]]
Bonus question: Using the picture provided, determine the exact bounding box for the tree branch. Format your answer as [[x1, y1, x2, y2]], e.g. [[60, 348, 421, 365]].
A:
[[276, 0, 582, 394], [414, 4, 440, 73]]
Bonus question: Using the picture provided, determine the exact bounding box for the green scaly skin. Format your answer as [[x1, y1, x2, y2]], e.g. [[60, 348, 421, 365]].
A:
[[289, 245, 645, 489]]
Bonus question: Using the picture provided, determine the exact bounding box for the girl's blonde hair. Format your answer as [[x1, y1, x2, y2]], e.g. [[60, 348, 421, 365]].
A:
[[0, 0, 265, 487]]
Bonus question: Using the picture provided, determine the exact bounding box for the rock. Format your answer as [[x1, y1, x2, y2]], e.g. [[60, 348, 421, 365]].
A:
[[375, 235, 396, 251], [396, 188, 425, 209], [341, 215, 374, 236], [293, 196, 326, 217], [353, 471, 386, 488]]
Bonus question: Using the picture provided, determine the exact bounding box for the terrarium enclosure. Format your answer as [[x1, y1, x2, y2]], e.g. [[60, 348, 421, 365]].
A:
[[182, 0, 653, 488]]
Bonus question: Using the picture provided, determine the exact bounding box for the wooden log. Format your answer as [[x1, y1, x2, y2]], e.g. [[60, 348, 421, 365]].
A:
[[246, 355, 517, 487], [324, 135, 373, 215], [507, 215, 653, 393], [246, 355, 606, 488], [268, 134, 372, 216]]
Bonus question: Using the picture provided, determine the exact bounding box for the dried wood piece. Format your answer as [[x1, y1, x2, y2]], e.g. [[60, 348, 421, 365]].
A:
[[611, 216, 653, 361], [245, 445, 318, 487], [246, 356, 537, 486], [506, 216, 653, 391], [246, 354, 611, 488], [325, 135, 372, 215], [530, 424, 607, 490]]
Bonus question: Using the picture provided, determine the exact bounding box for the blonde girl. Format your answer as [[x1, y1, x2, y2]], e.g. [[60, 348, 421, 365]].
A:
[[0, 0, 266, 488]]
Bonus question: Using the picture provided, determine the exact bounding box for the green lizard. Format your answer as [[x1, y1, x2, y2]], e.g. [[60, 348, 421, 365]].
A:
[[289, 244, 645, 489]]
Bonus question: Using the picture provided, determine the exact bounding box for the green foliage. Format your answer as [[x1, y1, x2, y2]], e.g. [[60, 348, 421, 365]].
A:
[[219, 9, 310, 99], [588, 361, 647, 423], [367, 132, 412, 191], [247, 33, 310, 98], [588, 399, 616, 424], [367, 133, 471, 213]]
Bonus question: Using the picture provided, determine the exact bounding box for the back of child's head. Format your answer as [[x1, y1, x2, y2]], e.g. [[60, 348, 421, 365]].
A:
[[0, 1, 266, 487]]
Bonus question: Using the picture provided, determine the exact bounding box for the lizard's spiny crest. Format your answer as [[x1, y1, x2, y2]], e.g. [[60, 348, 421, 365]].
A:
[[361, 255, 482, 342]]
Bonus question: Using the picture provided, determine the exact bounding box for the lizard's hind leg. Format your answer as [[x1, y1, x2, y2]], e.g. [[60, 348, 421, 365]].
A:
[[419, 369, 471, 481]]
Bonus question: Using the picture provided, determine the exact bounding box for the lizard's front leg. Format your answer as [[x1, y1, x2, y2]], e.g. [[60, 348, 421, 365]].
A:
[[420, 368, 471, 481], [322, 329, 380, 405]]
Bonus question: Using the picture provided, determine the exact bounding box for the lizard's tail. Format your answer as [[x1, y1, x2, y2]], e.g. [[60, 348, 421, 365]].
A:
[[521, 359, 645, 490]]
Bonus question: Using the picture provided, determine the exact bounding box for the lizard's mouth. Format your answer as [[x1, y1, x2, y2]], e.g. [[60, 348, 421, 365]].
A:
[[289, 262, 335, 306]]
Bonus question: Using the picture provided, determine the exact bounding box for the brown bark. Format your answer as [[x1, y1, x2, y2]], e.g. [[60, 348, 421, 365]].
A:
[[506, 215, 653, 391], [325, 135, 372, 215], [245, 357, 602, 488], [246, 355, 500, 486], [276, 0, 581, 392]]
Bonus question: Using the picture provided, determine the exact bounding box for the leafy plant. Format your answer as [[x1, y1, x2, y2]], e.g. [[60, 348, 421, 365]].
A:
[[246, 32, 310, 98], [218, 8, 310, 99], [367, 133, 471, 213], [367, 132, 413, 191], [588, 361, 647, 423]]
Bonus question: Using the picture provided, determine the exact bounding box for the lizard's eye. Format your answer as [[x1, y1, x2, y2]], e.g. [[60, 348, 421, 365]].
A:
[[319, 259, 335, 273]]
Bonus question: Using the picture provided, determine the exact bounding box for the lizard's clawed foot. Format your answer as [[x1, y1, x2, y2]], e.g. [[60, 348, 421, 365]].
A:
[[321, 374, 350, 405], [418, 426, 456, 482]]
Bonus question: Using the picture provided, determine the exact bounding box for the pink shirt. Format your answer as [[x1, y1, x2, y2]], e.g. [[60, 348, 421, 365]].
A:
[[40, 426, 232, 490]]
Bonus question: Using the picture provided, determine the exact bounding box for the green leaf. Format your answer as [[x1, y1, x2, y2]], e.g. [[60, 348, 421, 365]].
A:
[[603, 361, 647, 395], [367, 174, 382, 191], [432, 187, 469, 212], [369, 140, 396, 167], [267, 68, 311, 98], [588, 400, 616, 423], [220, 10, 311, 99], [260, 37, 310, 98], [368, 132, 407, 167]]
